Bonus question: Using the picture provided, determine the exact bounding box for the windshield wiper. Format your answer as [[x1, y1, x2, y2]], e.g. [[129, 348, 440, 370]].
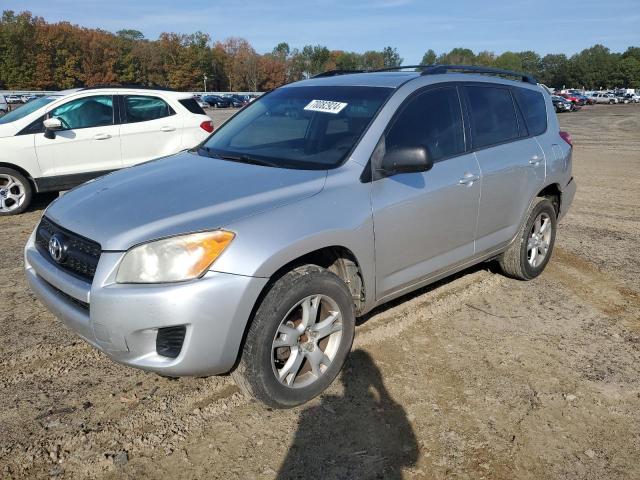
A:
[[205, 149, 278, 168]]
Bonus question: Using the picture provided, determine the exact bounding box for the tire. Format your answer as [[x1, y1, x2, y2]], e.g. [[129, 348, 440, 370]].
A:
[[0, 167, 33, 216], [232, 265, 356, 408], [498, 197, 557, 280]]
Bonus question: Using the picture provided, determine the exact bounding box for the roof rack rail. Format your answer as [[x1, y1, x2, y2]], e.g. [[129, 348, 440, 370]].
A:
[[80, 84, 176, 91], [421, 65, 537, 84], [313, 70, 366, 78], [312, 65, 537, 84]]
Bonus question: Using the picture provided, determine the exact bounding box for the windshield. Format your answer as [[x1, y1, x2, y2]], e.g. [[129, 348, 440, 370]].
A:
[[0, 96, 59, 125], [200, 86, 392, 169]]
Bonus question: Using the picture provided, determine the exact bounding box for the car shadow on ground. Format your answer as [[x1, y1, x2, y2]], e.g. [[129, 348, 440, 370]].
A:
[[27, 192, 58, 213], [276, 349, 419, 480]]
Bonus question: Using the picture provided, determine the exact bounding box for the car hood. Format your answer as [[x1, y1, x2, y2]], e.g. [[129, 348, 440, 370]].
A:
[[0, 123, 20, 139], [45, 151, 327, 251]]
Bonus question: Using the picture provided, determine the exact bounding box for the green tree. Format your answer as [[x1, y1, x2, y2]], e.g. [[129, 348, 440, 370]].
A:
[[494, 51, 522, 71], [421, 49, 437, 65], [381, 46, 403, 67]]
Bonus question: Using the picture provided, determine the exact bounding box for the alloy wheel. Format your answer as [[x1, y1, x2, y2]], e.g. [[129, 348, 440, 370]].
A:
[[527, 212, 552, 268], [0, 174, 26, 213], [271, 294, 343, 389]]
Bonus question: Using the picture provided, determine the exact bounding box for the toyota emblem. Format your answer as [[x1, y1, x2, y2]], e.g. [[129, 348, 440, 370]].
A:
[[48, 235, 65, 263]]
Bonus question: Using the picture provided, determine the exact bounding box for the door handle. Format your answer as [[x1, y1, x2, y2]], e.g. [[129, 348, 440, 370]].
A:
[[93, 133, 111, 140], [529, 155, 543, 165], [160, 126, 176, 132], [458, 173, 479, 186]]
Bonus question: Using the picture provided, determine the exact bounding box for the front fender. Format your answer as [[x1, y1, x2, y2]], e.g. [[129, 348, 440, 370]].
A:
[[211, 166, 376, 310]]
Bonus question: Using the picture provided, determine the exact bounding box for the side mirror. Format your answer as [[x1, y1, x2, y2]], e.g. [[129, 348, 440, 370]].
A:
[[43, 117, 62, 139], [379, 146, 433, 177]]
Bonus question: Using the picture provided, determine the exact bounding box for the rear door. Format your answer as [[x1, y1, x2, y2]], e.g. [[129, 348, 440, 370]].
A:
[[371, 85, 481, 299], [463, 84, 546, 253], [118, 94, 183, 167], [34, 94, 121, 177]]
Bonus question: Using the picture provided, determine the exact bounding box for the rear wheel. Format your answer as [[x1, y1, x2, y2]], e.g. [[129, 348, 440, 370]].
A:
[[232, 265, 355, 408], [498, 197, 557, 280], [0, 168, 32, 216]]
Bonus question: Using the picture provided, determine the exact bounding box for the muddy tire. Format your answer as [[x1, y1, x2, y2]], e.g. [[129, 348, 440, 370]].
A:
[[498, 197, 557, 280], [232, 265, 355, 408]]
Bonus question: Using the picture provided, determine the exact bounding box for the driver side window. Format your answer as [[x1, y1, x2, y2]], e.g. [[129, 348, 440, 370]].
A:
[[386, 86, 465, 163], [49, 95, 114, 130]]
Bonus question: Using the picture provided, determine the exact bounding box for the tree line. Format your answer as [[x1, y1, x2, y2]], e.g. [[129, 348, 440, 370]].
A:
[[1, 10, 639, 92]]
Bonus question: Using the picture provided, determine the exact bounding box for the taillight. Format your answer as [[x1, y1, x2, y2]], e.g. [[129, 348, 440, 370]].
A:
[[559, 131, 573, 147], [200, 120, 214, 133]]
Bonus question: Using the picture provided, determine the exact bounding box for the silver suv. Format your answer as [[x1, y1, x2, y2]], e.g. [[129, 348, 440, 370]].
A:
[[25, 66, 576, 407]]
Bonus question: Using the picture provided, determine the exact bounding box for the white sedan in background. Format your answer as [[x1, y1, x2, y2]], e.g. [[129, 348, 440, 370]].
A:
[[0, 87, 214, 215]]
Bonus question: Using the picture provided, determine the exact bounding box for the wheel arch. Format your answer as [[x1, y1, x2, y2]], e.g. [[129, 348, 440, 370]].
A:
[[536, 182, 561, 216], [262, 245, 366, 315], [0, 162, 37, 192]]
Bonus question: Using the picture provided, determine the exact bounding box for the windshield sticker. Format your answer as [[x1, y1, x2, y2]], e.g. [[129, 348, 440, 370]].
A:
[[304, 99, 348, 114]]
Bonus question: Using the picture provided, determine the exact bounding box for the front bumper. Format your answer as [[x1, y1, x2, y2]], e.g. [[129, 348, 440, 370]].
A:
[[24, 230, 268, 376]]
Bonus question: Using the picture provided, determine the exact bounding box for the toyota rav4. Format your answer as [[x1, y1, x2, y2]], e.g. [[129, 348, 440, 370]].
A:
[[25, 66, 576, 407]]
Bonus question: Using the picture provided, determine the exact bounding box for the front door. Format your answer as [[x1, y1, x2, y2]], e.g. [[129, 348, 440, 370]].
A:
[[371, 85, 481, 300], [34, 94, 122, 178]]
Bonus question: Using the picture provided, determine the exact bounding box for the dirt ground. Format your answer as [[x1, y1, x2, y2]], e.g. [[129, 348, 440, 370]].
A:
[[1, 104, 639, 479]]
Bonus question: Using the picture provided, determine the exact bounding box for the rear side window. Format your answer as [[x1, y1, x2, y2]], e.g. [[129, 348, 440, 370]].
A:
[[124, 95, 173, 123], [386, 86, 465, 162], [179, 98, 206, 115], [465, 86, 519, 149], [514, 88, 547, 136]]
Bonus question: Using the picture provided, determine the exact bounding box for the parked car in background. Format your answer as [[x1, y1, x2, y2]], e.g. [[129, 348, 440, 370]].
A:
[[226, 94, 249, 107], [557, 93, 585, 106], [203, 95, 232, 108], [589, 92, 617, 104], [24, 66, 575, 408], [196, 97, 210, 109], [551, 95, 572, 112], [5, 95, 21, 104], [0, 94, 8, 115], [615, 92, 632, 104], [0, 87, 214, 215], [20, 94, 37, 103]]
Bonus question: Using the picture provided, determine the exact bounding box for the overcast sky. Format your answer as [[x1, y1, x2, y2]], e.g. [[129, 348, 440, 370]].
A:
[[5, 0, 640, 63]]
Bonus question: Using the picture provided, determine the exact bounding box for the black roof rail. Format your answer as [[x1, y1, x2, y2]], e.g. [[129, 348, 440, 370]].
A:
[[313, 69, 366, 78], [80, 84, 176, 91], [312, 64, 537, 85], [421, 65, 537, 84]]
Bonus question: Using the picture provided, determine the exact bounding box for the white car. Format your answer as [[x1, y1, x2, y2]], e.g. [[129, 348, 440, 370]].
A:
[[0, 87, 214, 215], [0, 95, 7, 115], [589, 92, 617, 104]]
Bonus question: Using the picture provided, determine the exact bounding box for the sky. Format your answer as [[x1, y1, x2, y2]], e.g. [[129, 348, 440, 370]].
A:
[[4, 0, 640, 63]]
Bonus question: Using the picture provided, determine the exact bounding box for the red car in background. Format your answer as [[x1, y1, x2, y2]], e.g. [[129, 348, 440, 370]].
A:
[[555, 92, 588, 106]]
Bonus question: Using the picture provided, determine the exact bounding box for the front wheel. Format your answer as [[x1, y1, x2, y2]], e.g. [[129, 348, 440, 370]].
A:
[[0, 167, 33, 216], [232, 265, 356, 408], [498, 197, 557, 280]]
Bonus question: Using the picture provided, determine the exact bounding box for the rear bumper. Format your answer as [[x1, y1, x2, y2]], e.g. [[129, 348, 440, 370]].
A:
[[559, 176, 576, 221], [24, 229, 268, 376]]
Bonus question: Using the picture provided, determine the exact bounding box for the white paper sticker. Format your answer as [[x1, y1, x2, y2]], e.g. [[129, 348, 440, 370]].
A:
[[304, 99, 348, 114]]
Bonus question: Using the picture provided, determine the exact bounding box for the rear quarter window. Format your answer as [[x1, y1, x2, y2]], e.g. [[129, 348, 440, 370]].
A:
[[514, 88, 548, 136], [179, 98, 206, 115], [465, 85, 519, 149]]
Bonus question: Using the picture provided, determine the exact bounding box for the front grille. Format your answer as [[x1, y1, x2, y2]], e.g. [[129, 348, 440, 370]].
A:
[[156, 326, 186, 358], [35, 217, 102, 281]]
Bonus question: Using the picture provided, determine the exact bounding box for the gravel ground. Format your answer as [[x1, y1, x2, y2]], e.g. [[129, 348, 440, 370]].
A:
[[1, 104, 639, 479]]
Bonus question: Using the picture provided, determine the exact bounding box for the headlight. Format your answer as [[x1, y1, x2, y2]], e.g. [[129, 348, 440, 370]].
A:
[[116, 230, 235, 283]]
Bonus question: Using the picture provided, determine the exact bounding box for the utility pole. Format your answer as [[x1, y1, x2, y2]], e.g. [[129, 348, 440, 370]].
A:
[[203, 74, 208, 93]]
